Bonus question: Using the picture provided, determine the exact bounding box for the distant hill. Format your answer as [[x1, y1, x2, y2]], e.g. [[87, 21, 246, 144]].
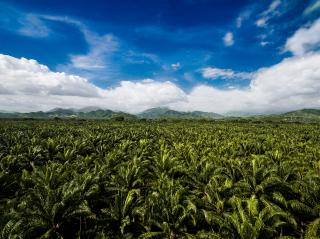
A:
[[76, 106, 102, 113], [253, 108, 320, 123], [2, 107, 320, 121], [138, 107, 223, 119], [0, 107, 222, 120], [0, 108, 136, 120], [283, 109, 320, 118]]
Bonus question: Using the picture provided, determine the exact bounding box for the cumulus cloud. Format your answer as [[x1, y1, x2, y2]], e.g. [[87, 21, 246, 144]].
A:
[[0, 54, 186, 113], [177, 53, 320, 113], [101, 80, 186, 112], [284, 18, 320, 56], [172, 86, 248, 113], [0, 54, 99, 97], [1, 53, 320, 114], [249, 53, 320, 110], [223, 32, 234, 46]]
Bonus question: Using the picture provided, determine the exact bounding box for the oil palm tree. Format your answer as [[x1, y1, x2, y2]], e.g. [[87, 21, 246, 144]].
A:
[[139, 176, 197, 239], [2, 162, 98, 239], [222, 196, 297, 239]]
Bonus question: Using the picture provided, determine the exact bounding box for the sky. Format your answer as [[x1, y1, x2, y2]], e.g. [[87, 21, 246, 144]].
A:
[[0, 0, 320, 114]]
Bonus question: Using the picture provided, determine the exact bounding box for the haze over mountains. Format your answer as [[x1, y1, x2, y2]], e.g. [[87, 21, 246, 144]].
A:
[[1, 107, 320, 121]]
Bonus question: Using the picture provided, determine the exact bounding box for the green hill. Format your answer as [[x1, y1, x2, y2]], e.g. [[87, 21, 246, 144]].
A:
[[283, 109, 320, 118], [2, 107, 320, 121], [138, 107, 223, 119], [0, 108, 136, 120]]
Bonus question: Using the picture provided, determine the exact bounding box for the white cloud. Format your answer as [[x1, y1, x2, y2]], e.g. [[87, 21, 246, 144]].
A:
[[1, 53, 320, 114], [18, 14, 50, 37], [171, 62, 181, 70], [248, 53, 320, 112], [1, 2, 319, 116], [70, 33, 118, 70], [236, 17, 243, 28], [304, 0, 320, 15], [101, 80, 186, 112], [264, 0, 281, 15], [0, 8, 157, 78], [125, 51, 160, 64], [0, 46, 320, 113], [202, 67, 234, 79], [256, 0, 281, 28], [256, 18, 267, 27], [236, 10, 251, 28], [284, 18, 320, 56], [41, 15, 160, 82], [172, 85, 248, 113], [0, 4, 50, 38], [176, 53, 320, 113], [201, 67, 254, 80], [0, 54, 186, 113], [0, 54, 100, 97], [260, 41, 269, 47], [223, 32, 234, 46], [0, 8, 119, 74], [42, 15, 119, 71]]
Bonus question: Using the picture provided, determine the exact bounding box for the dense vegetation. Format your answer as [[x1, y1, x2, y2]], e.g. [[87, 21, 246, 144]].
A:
[[1, 119, 320, 239]]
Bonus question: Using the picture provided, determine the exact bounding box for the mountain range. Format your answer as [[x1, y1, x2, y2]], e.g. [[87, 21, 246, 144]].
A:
[[0, 108, 135, 120], [137, 107, 223, 119], [0, 107, 320, 121]]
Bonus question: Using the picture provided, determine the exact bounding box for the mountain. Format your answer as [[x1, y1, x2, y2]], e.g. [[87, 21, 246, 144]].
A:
[[76, 106, 102, 113], [245, 108, 320, 123], [282, 109, 320, 119], [0, 110, 13, 113], [2, 107, 320, 121], [138, 107, 223, 119], [81, 109, 137, 120], [0, 108, 136, 120], [283, 109, 320, 117]]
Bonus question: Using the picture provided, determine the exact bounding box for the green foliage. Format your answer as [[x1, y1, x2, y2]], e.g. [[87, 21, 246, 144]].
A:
[[0, 119, 320, 238]]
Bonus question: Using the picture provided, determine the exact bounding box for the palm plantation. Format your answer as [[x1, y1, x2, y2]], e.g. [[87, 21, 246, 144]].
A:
[[0, 120, 320, 238]]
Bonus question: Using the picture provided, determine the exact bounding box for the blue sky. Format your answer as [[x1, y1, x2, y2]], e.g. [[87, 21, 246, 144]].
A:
[[0, 0, 320, 113]]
